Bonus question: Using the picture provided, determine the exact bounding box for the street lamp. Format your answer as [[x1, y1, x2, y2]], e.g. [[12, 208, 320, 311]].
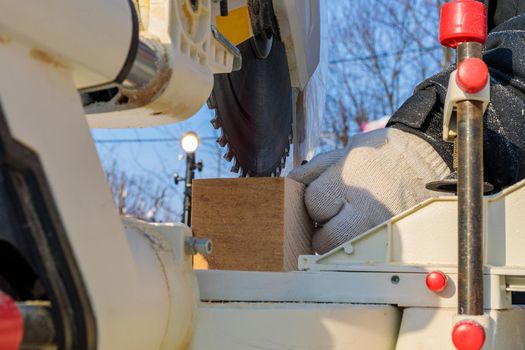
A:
[[181, 131, 199, 153], [175, 132, 203, 226]]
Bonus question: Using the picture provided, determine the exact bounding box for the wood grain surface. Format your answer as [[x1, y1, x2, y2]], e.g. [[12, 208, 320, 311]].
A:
[[191, 178, 313, 271]]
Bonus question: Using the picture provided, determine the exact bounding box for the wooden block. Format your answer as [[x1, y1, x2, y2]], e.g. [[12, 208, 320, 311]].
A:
[[191, 178, 313, 271]]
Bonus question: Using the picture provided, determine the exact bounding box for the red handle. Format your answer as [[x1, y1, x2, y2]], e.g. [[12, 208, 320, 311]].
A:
[[452, 320, 485, 350], [0, 291, 23, 350], [440, 0, 487, 48], [456, 57, 489, 93]]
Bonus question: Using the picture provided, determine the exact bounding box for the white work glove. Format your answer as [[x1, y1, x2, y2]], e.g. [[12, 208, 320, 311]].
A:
[[288, 128, 450, 254]]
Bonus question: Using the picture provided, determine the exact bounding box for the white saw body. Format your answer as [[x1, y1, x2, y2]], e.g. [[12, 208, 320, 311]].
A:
[[2, 31, 525, 349], [1, 1, 523, 349]]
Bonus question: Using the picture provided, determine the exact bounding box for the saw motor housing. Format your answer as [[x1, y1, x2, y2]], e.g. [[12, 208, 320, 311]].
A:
[[81, 0, 321, 129]]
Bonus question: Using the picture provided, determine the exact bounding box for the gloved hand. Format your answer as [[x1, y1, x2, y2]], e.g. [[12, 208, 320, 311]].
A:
[[288, 128, 450, 254]]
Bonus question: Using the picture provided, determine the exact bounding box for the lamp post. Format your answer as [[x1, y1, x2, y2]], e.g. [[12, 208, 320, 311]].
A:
[[176, 132, 203, 226]]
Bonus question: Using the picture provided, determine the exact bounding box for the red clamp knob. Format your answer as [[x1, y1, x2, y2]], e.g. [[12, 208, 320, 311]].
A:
[[0, 292, 23, 350], [426, 271, 448, 293], [452, 321, 485, 350], [456, 58, 488, 94], [440, 0, 487, 48]]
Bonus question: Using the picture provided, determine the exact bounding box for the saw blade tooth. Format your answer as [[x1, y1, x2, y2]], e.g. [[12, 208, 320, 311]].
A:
[[211, 117, 221, 129], [288, 134, 293, 143], [224, 150, 234, 162], [207, 93, 217, 109], [284, 147, 290, 156], [217, 135, 227, 147], [231, 159, 240, 173], [280, 157, 286, 167], [210, 39, 293, 178]]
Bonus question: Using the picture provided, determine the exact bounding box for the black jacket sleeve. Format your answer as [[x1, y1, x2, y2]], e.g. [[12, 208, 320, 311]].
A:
[[387, 14, 525, 191]]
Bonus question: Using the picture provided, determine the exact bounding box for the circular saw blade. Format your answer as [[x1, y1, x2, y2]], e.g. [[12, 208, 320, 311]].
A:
[[209, 37, 293, 177]]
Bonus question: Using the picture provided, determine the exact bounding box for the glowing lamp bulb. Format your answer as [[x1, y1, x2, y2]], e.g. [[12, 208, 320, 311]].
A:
[[181, 132, 200, 153]]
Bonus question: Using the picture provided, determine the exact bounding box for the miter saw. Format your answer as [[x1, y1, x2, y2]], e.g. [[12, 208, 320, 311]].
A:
[[3, 1, 525, 349], [82, 0, 321, 176]]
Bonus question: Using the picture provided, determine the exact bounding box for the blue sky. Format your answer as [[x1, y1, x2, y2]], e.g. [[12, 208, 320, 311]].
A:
[[91, 105, 236, 221], [92, 106, 231, 180]]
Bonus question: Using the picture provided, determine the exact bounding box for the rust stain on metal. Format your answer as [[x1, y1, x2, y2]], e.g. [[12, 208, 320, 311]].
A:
[[0, 35, 11, 44], [120, 64, 172, 108], [30, 49, 67, 69], [117, 37, 172, 111], [181, 1, 196, 36]]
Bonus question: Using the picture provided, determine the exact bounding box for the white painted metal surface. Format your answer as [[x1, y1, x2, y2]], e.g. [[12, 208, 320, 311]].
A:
[[192, 302, 400, 350], [0, 38, 198, 349], [123, 219, 200, 349], [0, 0, 134, 88], [396, 307, 525, 350], [196, 270, 509, 309], [292, 0, 327, 167], [87, 0, 238, 128], [442, 69, 490, 142], [272, 0, 321, 90], [300, 178, 525, 270]]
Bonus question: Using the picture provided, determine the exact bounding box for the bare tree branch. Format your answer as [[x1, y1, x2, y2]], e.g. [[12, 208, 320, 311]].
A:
[[323, 0, 443, 150]]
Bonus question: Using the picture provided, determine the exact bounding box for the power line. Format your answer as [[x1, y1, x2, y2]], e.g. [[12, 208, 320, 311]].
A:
[[94, 47, 443, 144], [94, 136, 217, 144], [329, 45, 442, 64]]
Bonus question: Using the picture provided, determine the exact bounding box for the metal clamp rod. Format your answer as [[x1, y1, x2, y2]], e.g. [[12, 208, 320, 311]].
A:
[[17, 302, 56, 349], [456, 42, 484, 315]]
